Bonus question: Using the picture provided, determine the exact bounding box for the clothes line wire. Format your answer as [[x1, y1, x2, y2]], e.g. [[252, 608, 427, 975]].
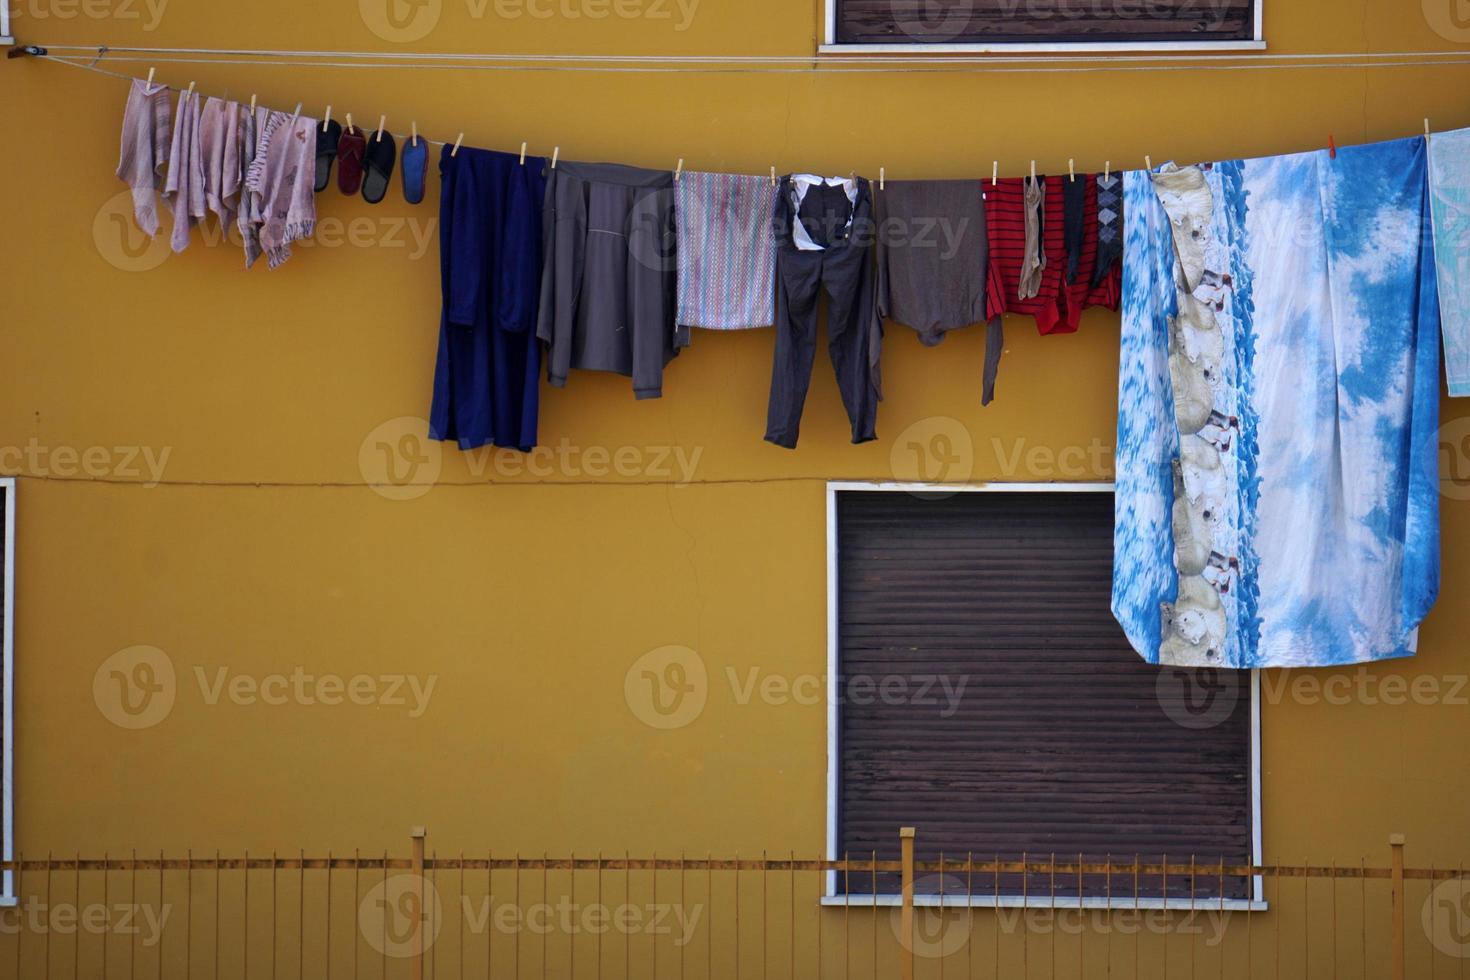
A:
[[34, 48, 1464, 169], [34, 41, 1470, 68]]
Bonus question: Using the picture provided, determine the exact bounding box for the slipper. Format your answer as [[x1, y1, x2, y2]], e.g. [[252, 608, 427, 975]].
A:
[[314, 118, 342, 193], [401, 136, 428, 205], [336, 125, 367, 196], [361, 129, 397, 205]]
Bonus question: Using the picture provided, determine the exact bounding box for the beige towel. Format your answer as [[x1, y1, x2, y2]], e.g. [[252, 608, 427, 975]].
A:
[[244, 110, 318, 270], [199, 97, 243, 230]]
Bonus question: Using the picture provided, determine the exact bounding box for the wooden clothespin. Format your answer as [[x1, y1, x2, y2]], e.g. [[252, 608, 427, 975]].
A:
[[1145, 155, 1152, 171], [519, 142, 527, 165], [1328, 134, 1337, 159], [1068, 158, 1075, 181], [1425, 118, 1432, 141], [770, 166, 777, 187], [1104, 161, 1110, 181], [992, 161, 998, 186], [346, 112, 355, 134], [375, 115, 386, 142], [675, 158, 683, 181], [411, 121, 418, 146], [451, 133, 464, 157], [322, 106, 332, 131], [1029, 160, 1036, 182], [879, 166, 885, 190], [551, 146, 559, 169], [146, 66, 155, 87], [185, 80, 196, 99], [249, 94, 257, 114]]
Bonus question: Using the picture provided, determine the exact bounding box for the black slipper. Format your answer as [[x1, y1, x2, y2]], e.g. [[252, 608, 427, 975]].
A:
[[361, 129, 397, 205], [314, 118, 342, 193]]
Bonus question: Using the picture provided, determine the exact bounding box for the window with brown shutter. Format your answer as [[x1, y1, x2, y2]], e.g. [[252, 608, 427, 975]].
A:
[[828, 486, 1258, 901], [825, 0, 1261, 51]]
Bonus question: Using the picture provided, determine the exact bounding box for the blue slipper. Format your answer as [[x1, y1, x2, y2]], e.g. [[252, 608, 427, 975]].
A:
[[401, 136, 428, 204]]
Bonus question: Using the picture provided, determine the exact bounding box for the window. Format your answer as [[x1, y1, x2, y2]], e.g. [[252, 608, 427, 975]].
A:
[[823, 0, 1262, 52], [825, 484, 1260, 906]]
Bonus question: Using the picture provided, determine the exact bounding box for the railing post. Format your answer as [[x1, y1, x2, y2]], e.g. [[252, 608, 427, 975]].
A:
[[1389, 833, 1406, 980], [411, 826, 427, 980], [900, 827, 916, 980]]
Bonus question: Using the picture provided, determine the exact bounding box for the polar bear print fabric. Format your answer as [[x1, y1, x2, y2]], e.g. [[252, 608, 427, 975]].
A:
[[1114, 137, 1442, 669]]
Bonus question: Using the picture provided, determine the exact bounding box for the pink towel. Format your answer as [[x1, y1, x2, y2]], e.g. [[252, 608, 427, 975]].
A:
[[115, 79, 172, 237], [199, 97, 243, 230], [236, 105, 268, 268], [163, 89, 206, 253], [244, 110, 318, 270]]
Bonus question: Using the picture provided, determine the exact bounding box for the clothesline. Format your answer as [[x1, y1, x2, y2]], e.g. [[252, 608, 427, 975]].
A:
[[33, 41, 1470, 69], [33, 51, 1458, 170]]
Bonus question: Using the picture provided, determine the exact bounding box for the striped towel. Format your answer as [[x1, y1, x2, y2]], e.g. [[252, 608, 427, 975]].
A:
[[675, 171, 778, 331]]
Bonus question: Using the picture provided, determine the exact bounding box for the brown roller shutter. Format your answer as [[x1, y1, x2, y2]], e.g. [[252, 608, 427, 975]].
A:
[[834, 0, 1255, 45], [835, 490, 1253, 899]]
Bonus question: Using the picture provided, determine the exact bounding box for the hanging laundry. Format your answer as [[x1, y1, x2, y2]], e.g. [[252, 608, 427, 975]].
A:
[[1018, 176, 1046, 300], [199, 97, 242, 230], [1428, 127, 1470, 396], [1063, 175, 1087, 284], [163, 88, 206, 253], [873, 180, 987, 345], [765, 174, 881, 448], [984, 175, 1120, 336], [116, 78, 172, 237], [1092, 172, 1122, 288], [873, 180, 1003, 405], [675, 170, 778, 331], [536, 161, 682, 399], [235, 104, 268, 267], [1113, 137, 1441, 669], [430, 145, 547, 452], [243, 109, 318, 269]]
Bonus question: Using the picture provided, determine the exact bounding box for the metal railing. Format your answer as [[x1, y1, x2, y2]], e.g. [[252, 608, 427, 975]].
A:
[[0, 828, 1462, 978]]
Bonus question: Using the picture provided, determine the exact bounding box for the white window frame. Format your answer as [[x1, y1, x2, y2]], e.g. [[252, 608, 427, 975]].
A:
[[1, 1, 11, 46], [821, 480, 1264, 911], [0, 478, 14, 907], [819, 0, 1264, 54]]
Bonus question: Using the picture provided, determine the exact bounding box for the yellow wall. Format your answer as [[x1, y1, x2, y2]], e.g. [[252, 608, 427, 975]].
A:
[[2, 0, 1469, 974]]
